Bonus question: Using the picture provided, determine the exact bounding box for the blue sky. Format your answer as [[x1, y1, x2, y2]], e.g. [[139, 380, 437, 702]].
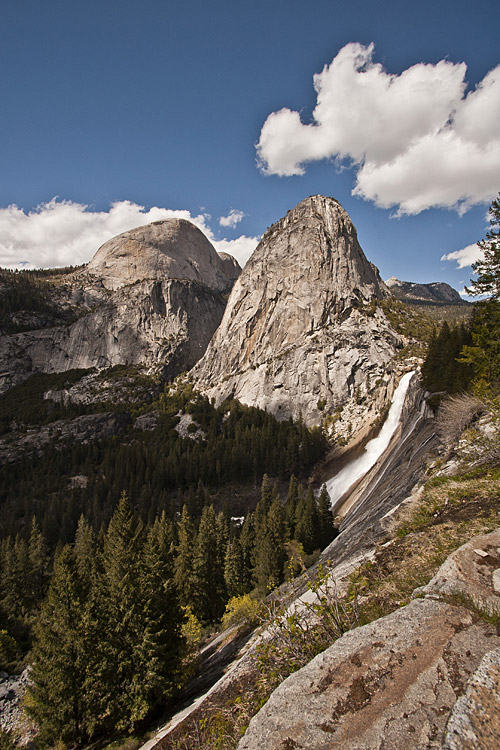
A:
[[1, 0, 499, 295]]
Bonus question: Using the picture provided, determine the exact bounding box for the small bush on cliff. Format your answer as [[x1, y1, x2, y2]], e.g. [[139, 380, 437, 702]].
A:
[[255, 564, 358, 697], [435, 393, 484, 447], [163, 563, 359, 750], [222, 594, 261, 631]]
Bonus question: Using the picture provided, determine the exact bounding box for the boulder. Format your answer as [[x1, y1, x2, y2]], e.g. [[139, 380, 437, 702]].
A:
[[237, 529, 500, 750]]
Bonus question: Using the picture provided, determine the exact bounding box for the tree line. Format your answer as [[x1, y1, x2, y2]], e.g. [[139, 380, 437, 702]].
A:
[[422, 193, 500, 402], [0, 387, 327, 548], [0, 267, 79, 333]]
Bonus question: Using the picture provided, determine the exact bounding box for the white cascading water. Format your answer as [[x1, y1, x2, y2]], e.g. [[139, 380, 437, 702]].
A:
[[326, 371, 415, 507]]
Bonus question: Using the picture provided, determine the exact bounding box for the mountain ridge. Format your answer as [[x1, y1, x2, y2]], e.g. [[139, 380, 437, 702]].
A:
[[0, 221, 241, 392], [386, 276, 469, 306]]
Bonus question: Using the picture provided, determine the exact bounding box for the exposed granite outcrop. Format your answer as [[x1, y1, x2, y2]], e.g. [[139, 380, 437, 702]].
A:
[[192, 195, 401, 427], [386, 277, 468, 306], [237, 529, 500, 750], [82, 219, 236, 292], [443, 648, 500, 750], [0, 221, 240, 393], [0, 669, 35, 745], [0, 412, 129, 464]]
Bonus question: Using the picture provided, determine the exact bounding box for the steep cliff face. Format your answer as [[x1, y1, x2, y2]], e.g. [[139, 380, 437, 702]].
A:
[[192, 195, 401, 426], [0, 221, 240, 392]]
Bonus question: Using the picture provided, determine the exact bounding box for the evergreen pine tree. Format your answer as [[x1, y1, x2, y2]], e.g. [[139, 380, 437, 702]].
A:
[[285, 475, 299, 538], [174, 505, 197, 607], [239, 514, 256, 592], [26, 546, 88, 746], [294, 487, 320, 554], [192, 505, 227, 622], [103, 494, 150, 728], [27, 518, 50, 611], [460, 300, 500, 394], [224, 538, 246, 598], [138, 518, 184, 709], [82, 493, 148, 733], [466, 193, 500, 299], [317, 485, 336, 549], [254, 491, 287, 591], [73, 515, 95, 588], [255, 474, 273, 534], [145, 511, 175, 574]]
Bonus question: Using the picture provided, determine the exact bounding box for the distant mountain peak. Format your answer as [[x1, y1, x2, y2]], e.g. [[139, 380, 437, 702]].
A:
[[0, 219, 241, 392], [385, 277, 467, 305]]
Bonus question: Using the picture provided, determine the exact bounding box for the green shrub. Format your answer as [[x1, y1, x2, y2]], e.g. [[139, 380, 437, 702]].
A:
[[0, 630, 17, 670], [221, 594, 261, 630]]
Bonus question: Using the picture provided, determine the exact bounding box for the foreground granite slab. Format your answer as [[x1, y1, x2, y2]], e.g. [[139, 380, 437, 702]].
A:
[[238, 529, 500, 750]]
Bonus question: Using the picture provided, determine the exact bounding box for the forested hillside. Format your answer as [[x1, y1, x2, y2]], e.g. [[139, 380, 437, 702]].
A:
[[0, 267, 81, 334], [0, 367, 331, 745]]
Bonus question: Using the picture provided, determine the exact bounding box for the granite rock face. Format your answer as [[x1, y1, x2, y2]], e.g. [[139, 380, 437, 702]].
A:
[[237, 529, 500, 750], [443, 648, 500, 750], [192, 195, 401, 426], [0, 221, 240, 392], [82, 219, 236, 292], [0, 669, 35, 745]]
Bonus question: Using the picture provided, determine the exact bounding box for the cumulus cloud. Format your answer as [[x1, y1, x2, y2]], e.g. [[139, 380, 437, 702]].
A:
[[0, 198, 259, 270], [219, 209, 245, 228], [441, 243, 483, 269], [257, 43, 500, 215], [213, 235, 258, 267]]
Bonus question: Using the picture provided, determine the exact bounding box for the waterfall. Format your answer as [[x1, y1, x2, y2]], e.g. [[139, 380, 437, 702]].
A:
[[326, 371, 415, 508]]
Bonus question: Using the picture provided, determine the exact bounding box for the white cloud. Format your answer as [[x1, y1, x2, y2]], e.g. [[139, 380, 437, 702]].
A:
[[212, 235, 259, 267], [257, 43, 500, 215], [458, 289, 472, 298], [441, 243, 483, 269], [0, 198, 258, 270], [219, 209, 245, 228]]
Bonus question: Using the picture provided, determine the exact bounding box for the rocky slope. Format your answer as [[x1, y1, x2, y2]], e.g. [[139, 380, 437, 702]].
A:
[[192, 195, 401, 428], [0, 221, 240, 393]]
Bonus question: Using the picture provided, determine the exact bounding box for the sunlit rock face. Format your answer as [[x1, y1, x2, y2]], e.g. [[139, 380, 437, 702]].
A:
[[192, 195, 401, 426], [237, 529, 500, 750], [0, 220, 240, 392], [83, 219, 237, 292], [385, 276, 467, 305]]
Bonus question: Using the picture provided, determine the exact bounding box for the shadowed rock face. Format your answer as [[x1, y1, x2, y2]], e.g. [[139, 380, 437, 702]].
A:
[[0, 220, 240, 392], [192, 195, 400, 426]]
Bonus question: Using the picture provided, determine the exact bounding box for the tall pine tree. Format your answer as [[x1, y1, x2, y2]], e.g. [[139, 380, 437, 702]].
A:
[[26, 546, 87, 746]]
